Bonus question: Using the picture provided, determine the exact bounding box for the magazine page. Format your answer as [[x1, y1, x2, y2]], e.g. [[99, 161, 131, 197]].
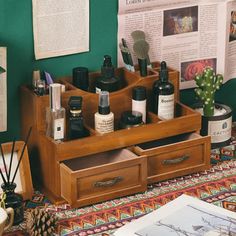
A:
[[118, 0, 227, 89], [225, 0, 236, 81], [114, 194, 236, 236]]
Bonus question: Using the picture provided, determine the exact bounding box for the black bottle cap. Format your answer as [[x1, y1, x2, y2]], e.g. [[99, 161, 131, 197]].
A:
[[101, 55, 115, 78], [68, 96, 83, 110], [132, 86, 146, 101], [159, 61, 168, 82], [98, 91, 110, 115], [72, 67, 89, 91], [120, 111, 143, 126]]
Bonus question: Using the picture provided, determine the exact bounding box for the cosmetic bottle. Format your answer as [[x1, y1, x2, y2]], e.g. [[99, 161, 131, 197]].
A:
[[68, 96, 89, 140], [72, 67, 89, 91], [95, 91, 114, 134], [119, 110, 143, 129], [46, 83, 65, 141], [152, 61, 175, 120], [95, 55, 120, 93], [132, 86, 147, 123]]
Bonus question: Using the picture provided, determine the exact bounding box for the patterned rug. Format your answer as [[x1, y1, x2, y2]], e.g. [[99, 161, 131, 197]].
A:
[[4, 147, 236, 236]]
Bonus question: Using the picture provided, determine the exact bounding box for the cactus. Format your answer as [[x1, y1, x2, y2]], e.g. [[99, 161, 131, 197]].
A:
[[194, 67, 223, 117]]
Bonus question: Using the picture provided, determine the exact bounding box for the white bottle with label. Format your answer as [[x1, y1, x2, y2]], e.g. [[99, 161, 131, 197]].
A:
[[153, 61, 175, 120], [46, 83, 65, 140], [95, 91, 114, 134], [132, 86, 147, 123]]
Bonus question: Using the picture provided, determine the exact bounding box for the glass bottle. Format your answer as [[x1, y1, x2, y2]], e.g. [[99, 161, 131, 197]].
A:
[[152, 61, 175, 120], [1, 183, 24, 225], [95, 55, 121, 93], [46, 83, 65, 140]]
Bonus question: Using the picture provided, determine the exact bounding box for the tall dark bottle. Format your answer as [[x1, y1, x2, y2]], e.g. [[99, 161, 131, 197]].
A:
[[95, 55, 121, 93], [152, 61, 175, 120]]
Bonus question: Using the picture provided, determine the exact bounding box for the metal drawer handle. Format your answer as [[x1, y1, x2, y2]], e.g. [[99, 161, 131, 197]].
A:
[[94, 176, 123, 188], [162, 155, 189, 165]]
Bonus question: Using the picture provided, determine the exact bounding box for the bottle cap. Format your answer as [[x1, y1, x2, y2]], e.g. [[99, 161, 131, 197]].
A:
[[73, 67, 89, 91], [68, 96, 82, 110], [49, 83, 62, 110], [120, 111, 143, 128], [132, 86, 146, 101], [98, 91, 110, 115], [159, 61, 168, 82]]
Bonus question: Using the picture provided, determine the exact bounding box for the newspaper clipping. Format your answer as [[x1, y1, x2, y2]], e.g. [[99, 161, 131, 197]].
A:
[[118, 0, 236, 89]]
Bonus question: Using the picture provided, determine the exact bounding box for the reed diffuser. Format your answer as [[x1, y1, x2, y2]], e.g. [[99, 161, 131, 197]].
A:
[[0, 127, 32, 225]]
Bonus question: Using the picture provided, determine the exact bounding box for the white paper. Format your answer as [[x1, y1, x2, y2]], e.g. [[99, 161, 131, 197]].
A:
[[0, 47, 7, 132], [114, 194, 236, 236], [32, 0, 89, 60], [118, 0, 235, 89]]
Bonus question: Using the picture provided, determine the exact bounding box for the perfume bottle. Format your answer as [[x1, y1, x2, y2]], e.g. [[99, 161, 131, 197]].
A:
[[94, 91, 114, 134], [68, 96, 89, 139], [152, 61, 175, 120], [46, 83, 65, 140], [95, 55, 121, 93]]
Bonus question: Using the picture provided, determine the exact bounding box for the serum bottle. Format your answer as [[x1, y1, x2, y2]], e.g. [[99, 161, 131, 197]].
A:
[[153, 61, 175, 120], [95, 91, 114, 134], [46, 83, 65, 140]]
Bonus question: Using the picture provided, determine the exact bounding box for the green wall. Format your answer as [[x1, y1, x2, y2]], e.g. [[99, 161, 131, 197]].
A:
[[0, 0, 235, 143]]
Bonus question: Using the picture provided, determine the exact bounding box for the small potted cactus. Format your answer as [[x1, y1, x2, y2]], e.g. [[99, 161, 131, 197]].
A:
[[194, 67, 232, 148]]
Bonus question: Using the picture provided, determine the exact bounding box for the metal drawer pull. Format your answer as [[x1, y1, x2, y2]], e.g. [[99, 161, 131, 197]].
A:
[[162, 155, 189, 165], [94, 176, 123, 188]]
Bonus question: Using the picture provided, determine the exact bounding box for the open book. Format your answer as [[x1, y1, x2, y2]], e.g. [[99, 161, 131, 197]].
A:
[[118, 0, 236, 89], [114, 194, 236, 236]]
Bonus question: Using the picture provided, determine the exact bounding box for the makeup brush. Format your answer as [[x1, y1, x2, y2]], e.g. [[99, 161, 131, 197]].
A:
[[120, 39, 135, 72], [131, 30, 152, 68], [133, 39, 150, 76]]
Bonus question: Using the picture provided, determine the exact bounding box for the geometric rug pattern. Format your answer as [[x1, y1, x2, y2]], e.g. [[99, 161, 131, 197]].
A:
[[5, 158, 236, 236]]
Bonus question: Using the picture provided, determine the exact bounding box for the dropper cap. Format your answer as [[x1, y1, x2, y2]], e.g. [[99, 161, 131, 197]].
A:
[[98, 91, 110, 115], [49, 83, 62, 110], [101, 55, 115, 78], [159, 61, 168, 82]]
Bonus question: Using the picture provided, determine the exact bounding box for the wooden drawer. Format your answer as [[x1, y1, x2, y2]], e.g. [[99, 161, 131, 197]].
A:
[[60, 148, 147, 207], [133, 133, 211, 183]]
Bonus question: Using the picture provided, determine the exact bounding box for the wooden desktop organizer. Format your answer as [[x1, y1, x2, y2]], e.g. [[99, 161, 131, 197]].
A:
[[20, 62, 211, 207]]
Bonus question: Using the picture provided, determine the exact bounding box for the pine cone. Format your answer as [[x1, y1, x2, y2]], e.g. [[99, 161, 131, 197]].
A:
[[26, 208, 57, 236]]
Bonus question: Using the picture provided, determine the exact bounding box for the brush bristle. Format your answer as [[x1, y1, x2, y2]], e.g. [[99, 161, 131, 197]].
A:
[[131, 30, 146, 41], [133, 39, 149, 59]]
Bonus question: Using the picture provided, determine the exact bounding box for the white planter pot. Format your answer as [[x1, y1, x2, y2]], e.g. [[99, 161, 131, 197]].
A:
[[194, 103, 232, 149]]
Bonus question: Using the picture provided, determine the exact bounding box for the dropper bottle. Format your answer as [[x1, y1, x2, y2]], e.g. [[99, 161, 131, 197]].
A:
[[95, 55, 121, 93], [152, 61, 175, 120], [94, 91, 114, 134]]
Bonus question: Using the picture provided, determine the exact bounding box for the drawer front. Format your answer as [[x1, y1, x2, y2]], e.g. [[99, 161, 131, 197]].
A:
[[78, 165, 141, 198]]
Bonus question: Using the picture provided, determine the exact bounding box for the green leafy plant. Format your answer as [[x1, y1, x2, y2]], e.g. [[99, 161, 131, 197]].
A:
[[194, 67, 223, 117], [0, 66, 5, 74]]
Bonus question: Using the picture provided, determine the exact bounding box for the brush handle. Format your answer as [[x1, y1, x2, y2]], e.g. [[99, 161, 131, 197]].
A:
[[138, 58, 147, 77]]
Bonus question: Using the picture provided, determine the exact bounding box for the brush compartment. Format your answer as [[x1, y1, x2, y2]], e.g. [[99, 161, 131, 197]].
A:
[[20, 62, 210, 205]]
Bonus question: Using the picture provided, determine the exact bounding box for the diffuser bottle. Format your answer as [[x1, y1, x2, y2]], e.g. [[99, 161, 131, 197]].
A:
[[95, 91, 114, 134], [132, 86, 147, 123], [46, 83, 65, 140], [68, 96, 89, 139], [95, 55, 120, 93], [153, 61, 174, 120]]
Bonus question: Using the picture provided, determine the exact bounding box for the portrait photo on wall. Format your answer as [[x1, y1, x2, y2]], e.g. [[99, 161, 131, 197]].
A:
[[163, 6, 198, 36], [181, 58, 217, 82], [229, 11, 236, 42]]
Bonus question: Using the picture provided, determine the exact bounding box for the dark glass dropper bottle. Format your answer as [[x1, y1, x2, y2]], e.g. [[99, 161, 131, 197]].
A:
[[95, 55, 121, 93], [152, 61, 175, 120]]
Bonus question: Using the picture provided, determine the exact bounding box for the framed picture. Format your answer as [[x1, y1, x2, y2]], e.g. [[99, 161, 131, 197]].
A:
[[0, 141, 33, 200]]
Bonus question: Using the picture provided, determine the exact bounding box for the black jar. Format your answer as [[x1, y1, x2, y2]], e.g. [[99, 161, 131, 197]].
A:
[[1, 183, 24, 225], [119, 111, 144, 129]]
